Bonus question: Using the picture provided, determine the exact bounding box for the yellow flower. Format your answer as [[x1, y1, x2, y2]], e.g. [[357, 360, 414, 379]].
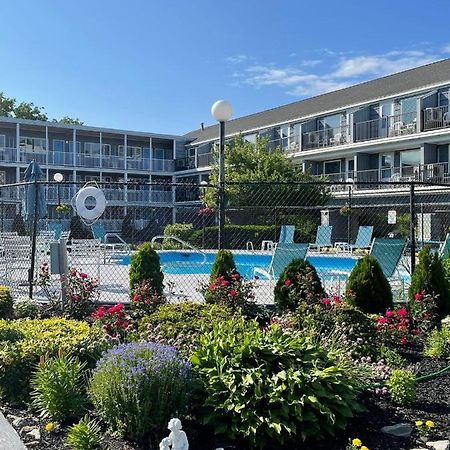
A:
[[45, 422, 55, 432], [415, 420, 423, 427], [426, 420, 435, 428], [352, 438, 362, 447], [361, 447, 369, 450]]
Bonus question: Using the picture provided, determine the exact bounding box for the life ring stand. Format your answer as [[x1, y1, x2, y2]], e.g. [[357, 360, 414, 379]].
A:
[[71, 182, 107, 225]]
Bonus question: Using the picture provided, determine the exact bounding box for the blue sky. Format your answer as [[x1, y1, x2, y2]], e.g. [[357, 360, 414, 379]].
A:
[[1, 0, 450, 135]]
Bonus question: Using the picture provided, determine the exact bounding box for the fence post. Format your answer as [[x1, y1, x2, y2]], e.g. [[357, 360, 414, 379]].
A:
[[218, 121, 226, 250], [409, 182, 416, 273], [28, 179, 39, 299], [347, 185, 352, 244]]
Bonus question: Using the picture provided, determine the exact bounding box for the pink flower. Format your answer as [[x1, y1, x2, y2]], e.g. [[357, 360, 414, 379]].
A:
[[412, 329, 421, 335], [397, 308, 408, 318], [210, 283, 217, 291], [385, 310, 394, 317], [415, 293, 423, 301], [377, 317, 388, 325], [400, 337, 408, 345], [221, 280, 229, 287], [79, 272, 88, 279], [322, 298, 331, 307], [133, 294, 141, 302], [230, 289, 238, 297], [284, 279, 292, 287], [108, 303, 124, 314]]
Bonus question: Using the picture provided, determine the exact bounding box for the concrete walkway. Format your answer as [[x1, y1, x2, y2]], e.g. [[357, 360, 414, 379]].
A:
[[0, 412, 26, 450]]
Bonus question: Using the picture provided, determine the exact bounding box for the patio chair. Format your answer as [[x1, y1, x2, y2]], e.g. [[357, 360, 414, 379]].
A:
[[309, 225, 332, 252], [439, 233, 450, 259], [3, 236, 31, 282], [48, 222, 63, 240], [350, 226, 374, 252], [279, 225, 295, 244], [69, 238, 102, 279], [369, 238, 407, 279], [91, 222, 130, 256], [253, 242, 309, 280]]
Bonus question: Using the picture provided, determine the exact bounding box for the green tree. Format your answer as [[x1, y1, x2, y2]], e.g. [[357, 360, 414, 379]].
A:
[[54, 116, 84, 125], [203, 136, 328, 208], [0, 92, 15, 117], [14, 101, 48, 121]]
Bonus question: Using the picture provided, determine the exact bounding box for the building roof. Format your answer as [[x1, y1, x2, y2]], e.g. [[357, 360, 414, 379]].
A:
[[184, 58, 450, 144]]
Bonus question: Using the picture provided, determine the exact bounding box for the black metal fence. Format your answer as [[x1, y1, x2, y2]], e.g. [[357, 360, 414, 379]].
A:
[[0, 179, 449, 304]]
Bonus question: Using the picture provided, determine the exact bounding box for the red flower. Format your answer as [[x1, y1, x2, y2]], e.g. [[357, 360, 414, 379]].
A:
[[230, 289, 238, 297], [108, 303, 124, 314], [322, 298, 331, 307], [92, 306, 105, 319], [415, 293, 423, 301], [412, 329, 421, 335], [123, 321, 129, 329], [385, 310, 394, 317], [397, 308, 408, 317], [79, 272, 88, 279], [284, 279, 292, 287], [400, 337, 408, 345], [210, 283, 217, 291], [133, 294, 141, 302], [114, 319, 123, 328], [232, 272, 240, 280], [377, 317, 388, 325], [221, 280, 229, 287]]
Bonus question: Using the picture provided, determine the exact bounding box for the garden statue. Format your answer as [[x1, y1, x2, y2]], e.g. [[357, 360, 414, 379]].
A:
[[159, 418, 189, 450]]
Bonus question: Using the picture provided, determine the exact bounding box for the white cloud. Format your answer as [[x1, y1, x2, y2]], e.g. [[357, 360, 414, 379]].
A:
[[224, 54, 249, 64], [229, 47, 446, 98]]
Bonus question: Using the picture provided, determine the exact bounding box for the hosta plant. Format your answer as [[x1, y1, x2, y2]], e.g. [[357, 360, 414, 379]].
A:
[[191, 316, 363, 447]]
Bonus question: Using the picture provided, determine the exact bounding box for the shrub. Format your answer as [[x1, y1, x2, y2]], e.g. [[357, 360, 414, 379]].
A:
[[0, 286, 13, 319], [408, 291, 439, 333], [345, 255, 393, 314], [129, 242, 164, 295], [66, 415, 103, 450], [379, 345, 406, 369], [293, 299, 379, 360], [203, 272, 254, 311], [164, 223, 194, 243], [409, 246, 450, 320], [375, 307, 420, 347], [209, 250, 236, 283], [191, 317, 363, 447], [274, 259, 325, 312], [138, 302, 236, 356], [130, 280, 166, 317], [89, 342, 190, 441], [31, 355, 86, 423], [0, 318, 104, 402], [386, 369, 416, 405], [424, 327, 450, 358], [12, 296, 40, 319]]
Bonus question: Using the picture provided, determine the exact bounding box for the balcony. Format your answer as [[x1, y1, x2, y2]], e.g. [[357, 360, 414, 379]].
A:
[[77, 154, 101, 168], [151, 159, 175, 172], [302, 126, 349, 150], [20, 151, 47, 164], [47, 152, 73, 166], [46, 185, 74, 202], [175, 154, 211, 171], [354, 112, 417, 142], [0, 147, 18, 163], [423, 106, 450, 131], [102, 156, 125, 170], [197, 153, 213, 167]]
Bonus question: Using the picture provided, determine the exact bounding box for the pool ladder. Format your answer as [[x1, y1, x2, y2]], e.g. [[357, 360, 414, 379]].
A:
[[151, 235, 207, 267]]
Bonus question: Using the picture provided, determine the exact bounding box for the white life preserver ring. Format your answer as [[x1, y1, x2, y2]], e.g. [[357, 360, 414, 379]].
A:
[[75, 186, 106, 221]]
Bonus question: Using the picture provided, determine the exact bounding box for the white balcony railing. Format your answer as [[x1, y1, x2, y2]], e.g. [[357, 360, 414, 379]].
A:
[[0, 147, 18, 163], [423, 106, 450, 131], [302, 126, 349, 150]]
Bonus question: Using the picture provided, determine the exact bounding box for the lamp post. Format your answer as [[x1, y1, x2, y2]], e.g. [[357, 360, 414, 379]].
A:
[[211, 100, 232, 250], [54, 172, 64, 221]]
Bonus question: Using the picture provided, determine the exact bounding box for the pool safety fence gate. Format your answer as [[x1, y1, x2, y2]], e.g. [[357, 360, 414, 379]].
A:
[[0, 179, 449, 304]]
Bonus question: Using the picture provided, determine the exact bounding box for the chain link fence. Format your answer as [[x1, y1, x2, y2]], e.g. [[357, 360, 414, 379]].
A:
[[0, 180, 449, 304]]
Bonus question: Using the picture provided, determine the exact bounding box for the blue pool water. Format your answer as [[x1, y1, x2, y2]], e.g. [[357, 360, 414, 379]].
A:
[[120, 251, 357, 278]]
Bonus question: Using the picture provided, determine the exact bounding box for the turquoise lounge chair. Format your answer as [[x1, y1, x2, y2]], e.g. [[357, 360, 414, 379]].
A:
[[351, 226, 374, 252], [309, 225, 332, 251], [369, 238, 407, 279], [253, 242, 309, 280], [439, 233, 450, 259], [90, 223, 130, 255], [279, 225, 295, 244], [48, 222, 63, 240]]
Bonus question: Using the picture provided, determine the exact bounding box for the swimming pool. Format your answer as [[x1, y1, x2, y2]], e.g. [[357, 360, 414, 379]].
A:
[[120, 251, 358, 278]]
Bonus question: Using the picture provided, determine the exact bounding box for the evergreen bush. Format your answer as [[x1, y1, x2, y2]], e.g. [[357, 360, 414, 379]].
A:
[[0, 286, 13, 319], [408, 246, 450, 319], [129, 242, 164, 295], [345, 255, 393, 314], [274, 259, 325, 312], [209, 250, 236, 284]]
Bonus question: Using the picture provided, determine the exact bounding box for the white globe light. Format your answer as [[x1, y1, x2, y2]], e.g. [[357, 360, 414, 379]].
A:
[[211, 100, 232, 122], [53, 172, 64, 182]]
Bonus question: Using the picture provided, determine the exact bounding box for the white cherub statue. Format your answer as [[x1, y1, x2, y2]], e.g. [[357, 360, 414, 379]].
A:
[[159, 418, 189, 450]]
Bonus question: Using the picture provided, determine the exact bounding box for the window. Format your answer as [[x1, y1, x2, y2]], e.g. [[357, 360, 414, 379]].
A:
[[84, 142, 101, 156], [0, 135, 5, 149], [324, 160, 341, 174], [52, 140, 65, 152], [101, 144, 111, 156], [69, 141, 81, 153], [400, 149, 421, 167], [20, 137, 47, 152], [154, 148, 165, 160], [118, 145, 142, 159], [243, 133, 257, 144]]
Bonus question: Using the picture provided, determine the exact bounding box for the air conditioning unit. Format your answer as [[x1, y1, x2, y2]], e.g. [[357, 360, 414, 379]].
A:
[[425, 107, 442, 122]]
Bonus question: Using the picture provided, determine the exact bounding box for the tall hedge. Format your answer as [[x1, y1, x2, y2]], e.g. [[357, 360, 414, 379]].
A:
[[0, 286, 13, 319], [409, 246, 450, 319], [129, 242, 164, 295], [345, 255, 393, 314], [209, 250, 236, 283], [274, 259, 325, 312]]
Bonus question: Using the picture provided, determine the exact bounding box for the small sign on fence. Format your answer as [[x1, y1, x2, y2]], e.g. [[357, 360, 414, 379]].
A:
[[387, 210, 397, 225]]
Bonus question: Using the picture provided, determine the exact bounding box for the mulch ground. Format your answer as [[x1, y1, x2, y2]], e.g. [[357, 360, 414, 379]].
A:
[[2, 352, 450, 450]]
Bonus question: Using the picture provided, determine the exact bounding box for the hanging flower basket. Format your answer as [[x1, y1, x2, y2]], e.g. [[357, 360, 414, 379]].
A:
[[55, 203, 71, 215], [339, 205, 352, 217]]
